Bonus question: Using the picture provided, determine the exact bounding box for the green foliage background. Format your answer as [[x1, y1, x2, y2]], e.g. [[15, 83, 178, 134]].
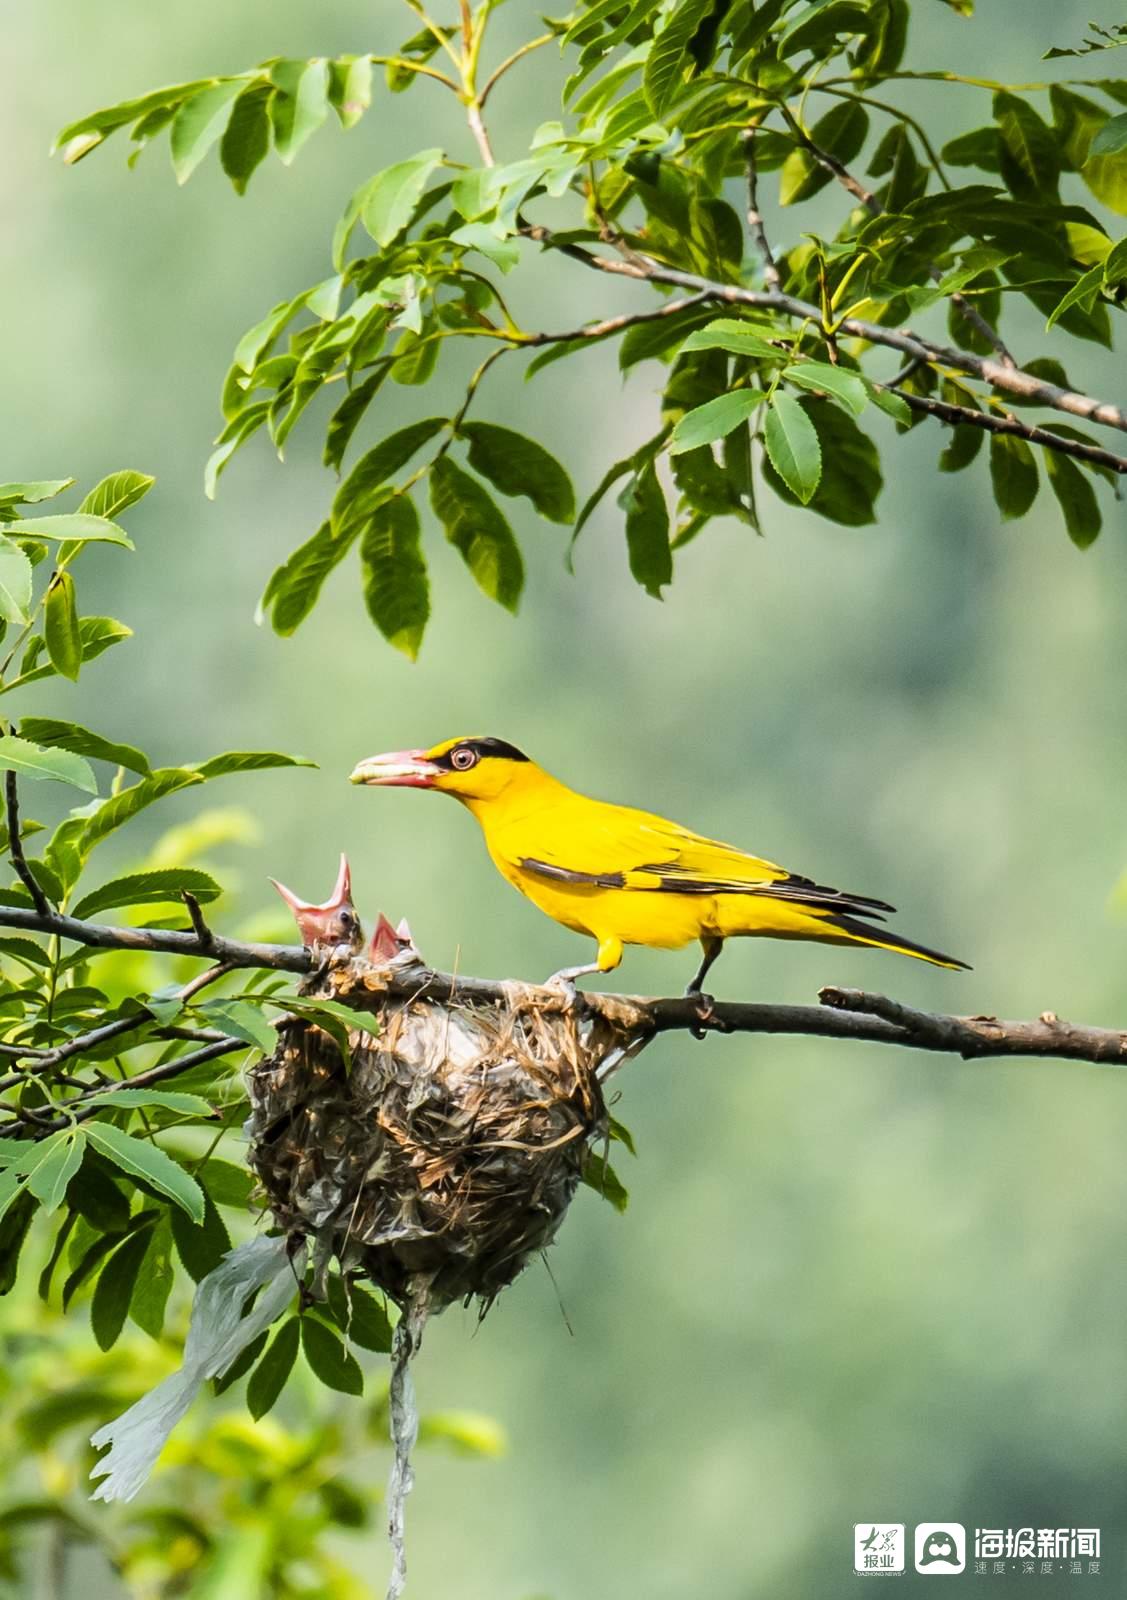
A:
[[3, 0, 1127, 1595]]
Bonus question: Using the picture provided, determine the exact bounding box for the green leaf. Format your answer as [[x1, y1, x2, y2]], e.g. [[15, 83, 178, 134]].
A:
[[84, 1088, 215, 1116], [643, 0, 712, 113], [76, 471, 155, 520], [196, 999, 276, 1055], [129, 1218, 174, 1338], [619, 464, 671, 600], [682, 320, 782, 360], [763, 394, 822, 505], [11, 515, 131, 547], [361, 149, 444, 246], [669, 390, 766, 454], [192, 750, 315, 780], [257, 521, 358, 637], [332, 419, 446, 531], [582, 1151, 629, 1212], [301, 1316, 364, 1394], [993, 90, 1058, 199], [784, 362, 867, 417], [25, 1131, 85, 1215], [170, 80, 245, 184], [170, 1191, 231, 1282], [429, 457, 524, 612], [0, 540, 32, 625], [324, 367, 390, 472], [0, 736, 97, 795], [0, 480, 73, 508], [329, 55, 373, 130], [272, 995, 380, 1039], [54, 81, 213, 151], [85, 1125, 205, 1222], [326, 1278, 393, 1352], [1044, 451, 1102, 548], [0, 936, 50, 972], [988, 434, 1038, 519], [79, 768, 204, 853], [71, 868, 221, 919], [69, 1151, 130, 1234], [220, 83, 273, 193], [780, 101, 869, 206], [866, 383, 912, 425], [762, 402, 881, 525], [17, 718, 151, 778], [272, 58, 330, 165], [248, 1317, 300, 1418], [359, 494, 430, 659], [0, 1191, 38, 1295], [1045, 263, 1104, 331], [1081, 149, 1127, 217], [44, 573, 81, 682], [213, 1331, 269, 1394], [450, 222, 521, 273], [1104, 236, 1127, 288], [569, 455, 636, 562], [91, 1226, 153, 1350], [1091, 112, 1127, 157], [457, 423, 576, 523]]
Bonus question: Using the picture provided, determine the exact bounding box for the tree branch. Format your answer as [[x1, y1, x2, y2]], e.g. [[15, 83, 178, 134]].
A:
[[881, 386, 1127, 473], [522, 223, 1127, 437], [0, 898, 1123, 1066], [5, 771, 51, 916], [0, 901, 309, 972]]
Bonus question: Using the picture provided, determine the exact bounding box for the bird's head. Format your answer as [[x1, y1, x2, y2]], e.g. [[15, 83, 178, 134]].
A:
[[269, 853, 364, 958], [349, 735, 534, 804]]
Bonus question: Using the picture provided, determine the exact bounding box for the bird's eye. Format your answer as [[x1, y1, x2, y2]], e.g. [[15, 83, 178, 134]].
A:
[[451, 747, 478, 770], [338, 909, 356, 929]]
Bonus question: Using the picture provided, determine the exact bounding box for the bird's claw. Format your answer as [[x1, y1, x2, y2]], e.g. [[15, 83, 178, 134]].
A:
[[544, 972, 581, 1008], [686, 990, 731, 1040]]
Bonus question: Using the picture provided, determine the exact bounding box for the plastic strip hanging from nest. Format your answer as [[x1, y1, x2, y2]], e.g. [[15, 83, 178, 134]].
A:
[[244, 869, 651, 1596]]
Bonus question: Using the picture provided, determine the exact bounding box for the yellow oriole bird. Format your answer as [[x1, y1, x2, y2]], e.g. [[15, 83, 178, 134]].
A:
[[349, 736, 968, 998]]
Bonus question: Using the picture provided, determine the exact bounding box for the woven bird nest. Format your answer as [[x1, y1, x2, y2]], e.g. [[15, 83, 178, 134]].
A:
[[245, 946, 639, 1313]]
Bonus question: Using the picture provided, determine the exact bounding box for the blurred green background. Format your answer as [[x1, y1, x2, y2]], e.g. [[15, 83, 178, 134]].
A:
[[5, 0, 1127, 1594]]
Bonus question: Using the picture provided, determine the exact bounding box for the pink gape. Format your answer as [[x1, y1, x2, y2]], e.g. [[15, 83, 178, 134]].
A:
[[269, 853, 416, 965]]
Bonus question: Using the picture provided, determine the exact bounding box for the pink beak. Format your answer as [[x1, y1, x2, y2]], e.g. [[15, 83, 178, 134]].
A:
[[349, 749, 440, 789], [269, 853, 359, 951]]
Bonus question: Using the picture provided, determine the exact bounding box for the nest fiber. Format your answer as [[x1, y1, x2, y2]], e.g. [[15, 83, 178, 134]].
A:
[[245, 957, 637, 1310]]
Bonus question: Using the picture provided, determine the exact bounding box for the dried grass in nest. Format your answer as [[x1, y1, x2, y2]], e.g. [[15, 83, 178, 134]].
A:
[[245, 953, 641, 1314]]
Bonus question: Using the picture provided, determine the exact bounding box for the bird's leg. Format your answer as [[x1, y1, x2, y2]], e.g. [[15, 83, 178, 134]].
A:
[[546, 937, 623, 1005], [685, 937, 730, 1039]]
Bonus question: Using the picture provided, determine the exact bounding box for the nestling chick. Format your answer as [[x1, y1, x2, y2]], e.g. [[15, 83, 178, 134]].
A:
[[269, 853, 363, 965]]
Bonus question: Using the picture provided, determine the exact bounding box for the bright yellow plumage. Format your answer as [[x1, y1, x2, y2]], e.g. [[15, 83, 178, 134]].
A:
[[350, 735, 969, 994]]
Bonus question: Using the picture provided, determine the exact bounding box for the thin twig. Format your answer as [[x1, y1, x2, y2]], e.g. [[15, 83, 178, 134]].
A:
[[479, 32, 553, 107], [883, 386, 1127, 473], [67, 1037, 245, 1123], [5, 772, 51, 915], [182, 891, 215, 952], [524, 291, 715, 349], [778, 98, 1015, 364], [742, 129, 781, 292]]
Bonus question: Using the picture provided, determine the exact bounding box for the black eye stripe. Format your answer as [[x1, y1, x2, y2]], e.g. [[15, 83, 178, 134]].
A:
[[431, 737, 530, 771]]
